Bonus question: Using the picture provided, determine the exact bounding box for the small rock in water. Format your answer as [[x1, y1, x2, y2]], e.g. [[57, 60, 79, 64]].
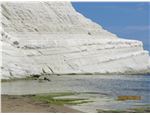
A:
[[39, 75, 51, 81], [44, 77, 51, 81]]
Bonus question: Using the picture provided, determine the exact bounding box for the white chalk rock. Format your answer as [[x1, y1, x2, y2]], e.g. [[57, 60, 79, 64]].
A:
[[1, 2, 150, 79]]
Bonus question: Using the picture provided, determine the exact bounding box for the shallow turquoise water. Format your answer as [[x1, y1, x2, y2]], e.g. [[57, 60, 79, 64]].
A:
[[1, 75, 150, 112]]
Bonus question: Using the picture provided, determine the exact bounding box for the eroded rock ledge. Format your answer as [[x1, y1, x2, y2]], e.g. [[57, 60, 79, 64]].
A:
[[1, 2, 150, 79]]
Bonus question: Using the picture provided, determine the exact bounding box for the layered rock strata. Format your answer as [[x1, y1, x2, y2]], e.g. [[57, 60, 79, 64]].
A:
[[1, 2, 150, 79]]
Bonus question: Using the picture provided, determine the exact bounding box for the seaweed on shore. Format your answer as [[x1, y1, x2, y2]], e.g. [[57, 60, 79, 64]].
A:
[[32, 92, 92, 105]]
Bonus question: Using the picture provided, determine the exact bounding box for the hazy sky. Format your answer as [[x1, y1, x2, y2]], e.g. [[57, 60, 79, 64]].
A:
[[72, 2, 150, 52]]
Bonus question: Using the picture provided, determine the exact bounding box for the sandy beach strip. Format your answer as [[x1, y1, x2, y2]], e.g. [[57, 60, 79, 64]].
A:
[[1, 95, 81, 113]]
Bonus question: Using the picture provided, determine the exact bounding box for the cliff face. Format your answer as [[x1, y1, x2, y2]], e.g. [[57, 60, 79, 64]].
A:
[[1, 2, 150, 79]]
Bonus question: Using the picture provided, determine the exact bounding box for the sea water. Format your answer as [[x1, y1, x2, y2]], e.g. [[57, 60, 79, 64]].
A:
[[1, 75, 150, 112]]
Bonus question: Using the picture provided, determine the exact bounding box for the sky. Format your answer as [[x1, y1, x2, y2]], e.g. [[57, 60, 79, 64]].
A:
[[72, 2, 150, 52]]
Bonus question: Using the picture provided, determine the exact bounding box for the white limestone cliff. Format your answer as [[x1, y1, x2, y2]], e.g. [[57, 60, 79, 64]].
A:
[[1, 2, 150, 79]]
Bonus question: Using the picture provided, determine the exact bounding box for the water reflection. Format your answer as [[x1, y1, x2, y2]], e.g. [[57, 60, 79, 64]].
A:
[[117, 95, 141, 101]]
